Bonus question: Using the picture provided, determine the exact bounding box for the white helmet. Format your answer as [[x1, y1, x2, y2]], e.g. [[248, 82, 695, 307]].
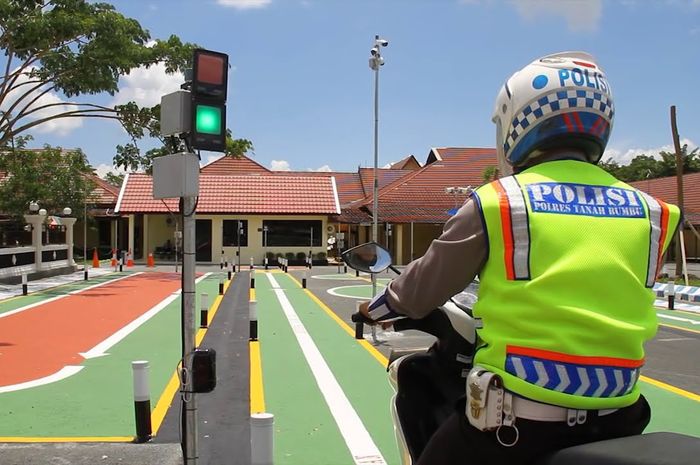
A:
[[493, 51, 614, 173]]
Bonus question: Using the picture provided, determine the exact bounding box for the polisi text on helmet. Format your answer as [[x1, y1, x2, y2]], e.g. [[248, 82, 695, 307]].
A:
[[558, 68, 610, 94]]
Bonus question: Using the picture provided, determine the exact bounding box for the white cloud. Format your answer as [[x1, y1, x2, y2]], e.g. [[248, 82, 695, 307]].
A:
[[510, 0, 602, 32], [603, 138, 698, 165], [94, 163, 128, 179], [217, 0, 272, 9], [270, 160, 291, 171], [112, 62, 183, 107], [0, 66, 83, 136], [310, 164, 332, 172]]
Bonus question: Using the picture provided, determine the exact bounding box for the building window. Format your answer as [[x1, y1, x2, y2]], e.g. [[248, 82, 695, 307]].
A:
[[223, 220, 248, 246], [263, 220, 322, 247]]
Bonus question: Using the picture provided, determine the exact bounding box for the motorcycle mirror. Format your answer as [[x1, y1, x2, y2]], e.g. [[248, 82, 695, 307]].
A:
[[341, 242, 392, 274]]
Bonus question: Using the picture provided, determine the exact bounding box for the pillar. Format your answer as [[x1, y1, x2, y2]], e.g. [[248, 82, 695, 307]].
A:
[[111, 218, 118, 250], [128, 214, 135, 256], [62, 217, 77, 265], [143, 214, 149, 257], [24, 214, 45, 271], [395, 223, 404, 265]]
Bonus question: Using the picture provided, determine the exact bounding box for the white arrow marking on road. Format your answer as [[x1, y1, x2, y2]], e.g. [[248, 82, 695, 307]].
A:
[[0, 366, 84, 393], [79, 273, 210, 359]]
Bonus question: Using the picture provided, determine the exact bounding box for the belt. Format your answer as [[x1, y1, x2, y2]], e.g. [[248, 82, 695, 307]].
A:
[[510, 395, 619, 423]]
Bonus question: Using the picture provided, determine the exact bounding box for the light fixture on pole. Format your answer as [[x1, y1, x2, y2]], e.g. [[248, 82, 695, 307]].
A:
[[368, 34, 388, 302], [29, 201, 39, 213]]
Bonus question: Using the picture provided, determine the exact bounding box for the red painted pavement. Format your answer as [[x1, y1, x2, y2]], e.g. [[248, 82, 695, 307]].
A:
[[0, 273, 182, 387]]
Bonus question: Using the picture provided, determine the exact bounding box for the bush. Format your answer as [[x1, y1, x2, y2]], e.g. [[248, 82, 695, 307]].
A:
[[285, 252, 295, 261], [315, 252, 326, 260], [296, 252, 307, 261], [266, 251, 276, 261]]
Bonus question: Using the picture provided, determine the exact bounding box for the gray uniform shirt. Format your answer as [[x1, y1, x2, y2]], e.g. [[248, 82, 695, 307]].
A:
[[384, 199, 487, 318]]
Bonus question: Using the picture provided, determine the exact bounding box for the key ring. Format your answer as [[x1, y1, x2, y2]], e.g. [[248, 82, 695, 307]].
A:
[[496, 424, 519, 447]]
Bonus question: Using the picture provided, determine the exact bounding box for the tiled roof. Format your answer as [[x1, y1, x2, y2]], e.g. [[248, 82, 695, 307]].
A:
[[358, 168, 414, 197], [389, 155, 421, 171], [630, 172, 700, 223], [359, 147, 498, 223], [87, 174, 120, 205], [116, 173, 340, 215], [200, 155, 270, 175]]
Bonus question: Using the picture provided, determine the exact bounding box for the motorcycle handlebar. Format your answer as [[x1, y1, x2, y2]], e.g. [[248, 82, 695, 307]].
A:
[[351, 311, 373, 324]]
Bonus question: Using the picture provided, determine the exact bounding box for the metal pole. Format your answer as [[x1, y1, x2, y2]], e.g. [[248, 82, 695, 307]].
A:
[[309, 227, 313, 268], [84, 186, 88, 280], [372, 35, 380, 301], [181, 195, 198, 465], [264, 227, 268, 270], [671, 105, 685, 277], [237, 220, 242, 273]]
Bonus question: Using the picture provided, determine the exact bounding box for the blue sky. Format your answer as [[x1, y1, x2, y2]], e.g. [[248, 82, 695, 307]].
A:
[[9, 0, 700, 176]]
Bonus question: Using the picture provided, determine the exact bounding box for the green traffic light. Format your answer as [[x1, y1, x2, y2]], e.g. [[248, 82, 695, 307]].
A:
[[195, 104, 222, 135]]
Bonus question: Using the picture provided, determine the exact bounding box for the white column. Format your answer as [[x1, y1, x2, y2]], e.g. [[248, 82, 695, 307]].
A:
[[111, 219, 118, 250], [128, 214, 135, 257], [62, 217, 77, 265], [24, 214, 45, 271]]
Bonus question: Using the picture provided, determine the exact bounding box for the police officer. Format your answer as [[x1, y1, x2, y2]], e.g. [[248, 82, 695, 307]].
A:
[[359, 51, 681, 464]]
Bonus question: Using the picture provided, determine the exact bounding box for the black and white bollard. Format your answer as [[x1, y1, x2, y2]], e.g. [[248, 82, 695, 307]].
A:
[[251, 413, 274, 465], [119, 258, 123, 273], [200, 293, 209, 328], [355, 269, 359, 277], [219, 277, 225, 295], [228, 263, 233, 281], [344, 264, 348, 274], [132, 360, 152, 443], [84, 268, 88, 281], [225, 258, 229, 269], [233, 262, 237, 273], [302, 268, 308, 289], [667, 280, 676, 310], [249, 300, 258, 341], [250, 269, 255, 289], [354, 301, 364, 340], [264, 257, 268, 270], [250, 257, 254, 271], [21, 274, 28, 296], [220, 255, 224, 270]]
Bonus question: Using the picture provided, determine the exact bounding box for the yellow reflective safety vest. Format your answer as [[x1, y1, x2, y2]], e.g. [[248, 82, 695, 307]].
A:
[[472, 160, 681, 409]]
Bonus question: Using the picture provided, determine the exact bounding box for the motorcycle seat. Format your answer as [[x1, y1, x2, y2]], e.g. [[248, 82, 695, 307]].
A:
[[538, 432, 700, 465]]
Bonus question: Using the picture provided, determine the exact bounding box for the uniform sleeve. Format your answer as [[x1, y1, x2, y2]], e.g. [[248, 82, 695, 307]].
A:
[[376, 198, 487, 319]]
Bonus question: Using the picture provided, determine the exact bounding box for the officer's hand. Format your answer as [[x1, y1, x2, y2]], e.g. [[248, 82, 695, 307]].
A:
[[359, 301, 393, 329]]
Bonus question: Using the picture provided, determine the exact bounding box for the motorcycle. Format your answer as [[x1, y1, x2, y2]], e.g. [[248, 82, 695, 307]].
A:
[[342, 242, 700, 465]]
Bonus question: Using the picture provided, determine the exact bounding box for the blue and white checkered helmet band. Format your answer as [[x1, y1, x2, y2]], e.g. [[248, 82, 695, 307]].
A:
[[504, 88, 614, 158]]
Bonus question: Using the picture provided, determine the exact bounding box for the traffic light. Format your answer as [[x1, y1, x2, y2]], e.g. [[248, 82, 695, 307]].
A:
[[191, 49, 228, 152]]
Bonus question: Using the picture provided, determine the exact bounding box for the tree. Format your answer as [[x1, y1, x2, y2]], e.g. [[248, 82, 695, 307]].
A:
[[102, 171, 123, 187], [0, 135, 94, 219], [599, 144, 700, 182], [0, 0, 195, 146], [481, 166, 499, 183]]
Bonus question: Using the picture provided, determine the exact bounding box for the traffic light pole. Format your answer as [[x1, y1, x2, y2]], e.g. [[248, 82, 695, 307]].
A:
[[181, 194, 198, 465]]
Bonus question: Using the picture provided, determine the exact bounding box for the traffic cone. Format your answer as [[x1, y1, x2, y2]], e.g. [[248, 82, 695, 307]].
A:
[[92, 248, 100, 268], [147, 252, 155, 268], [111, 249, 117, 268], [127, 249, 134, 267]]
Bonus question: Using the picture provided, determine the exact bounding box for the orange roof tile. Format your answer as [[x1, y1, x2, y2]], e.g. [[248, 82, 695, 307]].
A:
[[200, 155, 270, 175], [630, 172, 700, 222], [116, 173, 340, 215]]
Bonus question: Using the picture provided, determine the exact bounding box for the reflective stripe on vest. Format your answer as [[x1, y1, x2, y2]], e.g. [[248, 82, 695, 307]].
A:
[[639, 192, 671, 288], [505, 345, 643, 398], [495, 176, 531, 280]]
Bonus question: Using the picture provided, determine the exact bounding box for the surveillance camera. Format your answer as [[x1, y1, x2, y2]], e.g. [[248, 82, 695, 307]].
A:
[[378, 39, 388, 47], [370, 48, 378, 56]]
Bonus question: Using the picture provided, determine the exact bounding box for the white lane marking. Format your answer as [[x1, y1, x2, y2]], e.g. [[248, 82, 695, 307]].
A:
[[658, 337, 694, 342], [0, 366, 84, 393], [658, 314, 700, 325], [0, 273, 142, 319], [80, 273, 211, 358], [654, 300, 700, 314], [266, 273, 386, 465]]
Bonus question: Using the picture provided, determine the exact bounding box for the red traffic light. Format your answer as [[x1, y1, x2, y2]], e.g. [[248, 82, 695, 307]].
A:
[[192, 49, 228, 100]]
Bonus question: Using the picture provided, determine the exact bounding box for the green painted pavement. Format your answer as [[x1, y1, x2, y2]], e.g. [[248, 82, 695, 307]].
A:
[[0, 274, 220, 437], [0, 272, 129, 315], [656, 308, 700, 332], [640, 381, 700, 436], [257, 273, 400, 465]]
